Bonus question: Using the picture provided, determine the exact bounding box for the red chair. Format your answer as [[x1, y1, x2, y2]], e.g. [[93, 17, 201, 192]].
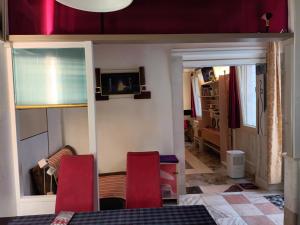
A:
[[55, 155, 94, 213], [126, 151, 162, 209]]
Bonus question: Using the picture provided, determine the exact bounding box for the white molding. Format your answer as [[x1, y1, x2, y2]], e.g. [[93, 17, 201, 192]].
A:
[[7, 41, 99, 215], [183, 59, 265, 67], [172, 47, 267, 68], [172, 47, 267, 60], [84, 41, 99, 211], [170, 44, 269, 195], [288, 0, 295, 32], [5, 43, 22, 214], [170, 55, 185, 195]]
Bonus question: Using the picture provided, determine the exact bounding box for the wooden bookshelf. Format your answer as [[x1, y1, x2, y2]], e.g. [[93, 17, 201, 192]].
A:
[[200, 76, 229, 162]]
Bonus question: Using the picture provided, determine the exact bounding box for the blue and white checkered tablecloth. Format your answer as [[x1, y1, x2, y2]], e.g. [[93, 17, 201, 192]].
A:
[[9, 205, 216, 225]]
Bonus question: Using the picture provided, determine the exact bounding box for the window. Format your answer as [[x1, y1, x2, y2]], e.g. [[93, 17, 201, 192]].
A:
[[236, 65, 256, 127], [191, 73, 202, 117]]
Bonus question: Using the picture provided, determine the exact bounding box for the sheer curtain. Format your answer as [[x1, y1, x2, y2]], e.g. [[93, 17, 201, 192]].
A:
[[191, 72, 202, 117], [236, 65, 256, 127]]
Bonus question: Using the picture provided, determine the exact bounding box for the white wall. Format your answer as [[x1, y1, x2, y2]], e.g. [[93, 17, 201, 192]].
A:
[[62, 107, 90, 155], [183, 70, 191, 111], [0, 42, 17, 216], [95, 44, 174, 172], [47, 108, 63, 155], [61, 44, 175, 173], [285, 1, 300, 224], [16, 109, 47, 140], [18, 133, 49, 195], [16, 108, 64, 195]]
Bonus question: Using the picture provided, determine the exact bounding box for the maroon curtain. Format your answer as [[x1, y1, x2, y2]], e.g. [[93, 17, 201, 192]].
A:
[[191, 81, 196, 118], [9, 0, 287, 35], [228, 67, 241, 129], [8, 0, 101, 35]]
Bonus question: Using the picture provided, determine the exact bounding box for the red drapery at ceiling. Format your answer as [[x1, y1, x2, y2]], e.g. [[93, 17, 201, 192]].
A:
[[8, 0, 288, 35], [8, 0, 102, 34]]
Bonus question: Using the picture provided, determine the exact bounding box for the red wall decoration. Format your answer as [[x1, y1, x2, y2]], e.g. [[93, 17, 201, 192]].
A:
[[8, 0, 288, 35]]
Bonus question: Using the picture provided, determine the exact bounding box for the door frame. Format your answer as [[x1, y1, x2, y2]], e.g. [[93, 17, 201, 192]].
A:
[[6, 41, 98, 215], [170, 45, 268, 194]]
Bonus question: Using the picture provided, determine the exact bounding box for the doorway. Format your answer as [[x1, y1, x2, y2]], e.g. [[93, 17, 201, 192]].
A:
[[183, 66, 258, 195], [171, 46, 285, 224]]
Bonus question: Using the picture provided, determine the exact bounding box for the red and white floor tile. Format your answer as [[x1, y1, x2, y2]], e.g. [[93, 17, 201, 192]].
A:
[[179, 192, 283, 225]]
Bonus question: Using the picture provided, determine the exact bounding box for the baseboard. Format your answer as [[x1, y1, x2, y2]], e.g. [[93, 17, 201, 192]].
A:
[[255, 176, 283, 191]]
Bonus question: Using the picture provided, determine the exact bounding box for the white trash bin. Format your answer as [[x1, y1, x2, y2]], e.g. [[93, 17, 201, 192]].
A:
[[227, 150, 245, 178]]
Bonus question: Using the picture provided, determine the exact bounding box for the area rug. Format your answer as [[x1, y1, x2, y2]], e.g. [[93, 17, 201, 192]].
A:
[[264, 195, 284, 210], [238, 182, 259, 190], [186, 186, 203, 194], [224, 184, 243, 192]]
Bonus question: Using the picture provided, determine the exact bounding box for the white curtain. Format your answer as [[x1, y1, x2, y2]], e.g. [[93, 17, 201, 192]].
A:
[[236, 65, 256, 127], [191, 73, 202, 117]]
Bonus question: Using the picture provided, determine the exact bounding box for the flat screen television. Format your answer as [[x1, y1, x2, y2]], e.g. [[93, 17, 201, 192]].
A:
[[101, 72, 141, 95]]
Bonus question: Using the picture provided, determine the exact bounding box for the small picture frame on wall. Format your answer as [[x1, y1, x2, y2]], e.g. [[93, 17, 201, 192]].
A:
[[95, 67, 151, 100], [101, 72, 141, 96]]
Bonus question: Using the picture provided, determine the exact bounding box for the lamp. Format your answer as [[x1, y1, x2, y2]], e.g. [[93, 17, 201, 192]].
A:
[[56, 0, 133, 12], [47, 166, 57, 195], [38, 159, 49, 195]]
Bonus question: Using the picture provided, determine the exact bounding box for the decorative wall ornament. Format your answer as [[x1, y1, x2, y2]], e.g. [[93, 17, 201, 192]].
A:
[[95, 67, 151, 101]]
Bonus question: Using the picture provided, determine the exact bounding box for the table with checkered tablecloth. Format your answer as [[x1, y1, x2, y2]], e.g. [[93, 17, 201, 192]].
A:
[[8, 205, 216, 225]]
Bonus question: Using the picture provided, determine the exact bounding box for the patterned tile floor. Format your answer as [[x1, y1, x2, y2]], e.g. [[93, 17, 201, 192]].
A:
[[180, 192, 284, 225], [185, 143, 255, 193]]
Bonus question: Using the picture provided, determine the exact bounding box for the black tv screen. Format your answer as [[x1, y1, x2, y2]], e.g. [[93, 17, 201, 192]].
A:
[[101, 72, 141, 95]]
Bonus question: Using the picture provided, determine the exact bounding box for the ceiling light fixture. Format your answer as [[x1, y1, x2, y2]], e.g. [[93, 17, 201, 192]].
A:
[[56, 0, 133, 12]]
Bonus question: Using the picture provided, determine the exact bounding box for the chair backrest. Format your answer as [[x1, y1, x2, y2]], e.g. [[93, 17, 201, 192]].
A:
[[126, 151, 162, 209], [55, 155, 94, 213]]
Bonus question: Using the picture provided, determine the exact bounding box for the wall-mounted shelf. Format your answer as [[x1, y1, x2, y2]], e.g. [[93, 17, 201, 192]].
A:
[[8, 33, 293, 44]]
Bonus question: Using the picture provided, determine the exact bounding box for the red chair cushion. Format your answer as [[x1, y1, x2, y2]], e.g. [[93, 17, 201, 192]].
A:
[[126, 151, 162, 209], [55, 155, 94, 213]]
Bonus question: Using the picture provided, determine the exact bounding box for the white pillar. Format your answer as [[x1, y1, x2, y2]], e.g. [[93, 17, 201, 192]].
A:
[[0, 42, 17, 216], [170, 55, 186, 195], [284, 0, 300, 224]]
